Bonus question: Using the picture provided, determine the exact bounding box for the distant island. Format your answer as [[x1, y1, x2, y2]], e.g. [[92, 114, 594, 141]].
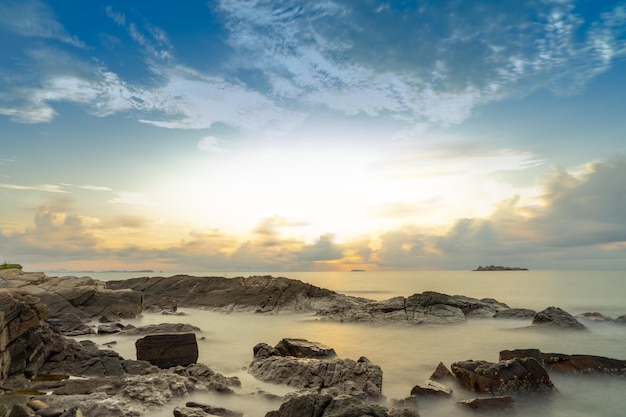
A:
[[350, 269, 366, 272], [473, 265, 528, 271]]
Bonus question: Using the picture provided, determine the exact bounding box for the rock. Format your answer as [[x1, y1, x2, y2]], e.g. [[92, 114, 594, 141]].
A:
[[106, 275, 350, 313], [542, 352, 626, 374], [457, 395, 515, 411], [317, 291, 509, 325], [409, 379, 452, 397], [265, 393, 333, 417], [46, 313, 94, 336], [119, 323, 201, 335], [451, 357, 555, 394], [172, 363, 241, 393], [499, 348, 544, 365], [250, 347, 383, 400], [8, 405, 35, 417], [185, 402, 243, 417], [274, 338, 336, 359], [35, 408, 65, 417], [253, 343, 282, 360], [26, 399, 48, 411], [0, 405, 7, 417], [97, 324, 122, 334], [264, 393, 420, 417], [136, 333, 199, 368], [58, 407, 82, 417], [493, 308, 536, 320], [32, 407, 63, 417], [532, 307, 586, 330], [430, 362, 454, 381]]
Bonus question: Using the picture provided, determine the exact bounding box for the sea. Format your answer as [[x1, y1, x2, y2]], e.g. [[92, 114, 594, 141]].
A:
[[51, 270, 626, 417]]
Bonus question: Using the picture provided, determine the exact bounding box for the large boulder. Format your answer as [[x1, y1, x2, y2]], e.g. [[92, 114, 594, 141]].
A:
[[0, 290, 50, 378], [249, 339, 383, 400], [451, 357, 555, 394], [135, 333, 199, 368], [532, 306, 586, 330], [493, 308, 536, 320], [409, 380, 452, 397]]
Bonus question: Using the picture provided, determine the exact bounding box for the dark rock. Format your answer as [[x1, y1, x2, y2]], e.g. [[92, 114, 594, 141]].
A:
[[457, 395, 515, 411], [8, 405, 35, 417], [119, 322, 201, 335], [172, 363, 241, 392], [532, 307, 586, 330], [542, 352, 626, 374], [499, 348, 544, 365], [274, 338, 337, 359], [451, 357, 555, 394], [135, 333, 199, 368], [0, 405, 7, 417], [106, 275, 345, 313], [264, 393, 420, 417], [265, 393, 333, 417], [58, 408, 82, 417], [493, 308, 536, 320], [253, 343, 282, 360], [430, 362, 454, 380], [45, 313, 94, 336], [97, 324, 121, 334], [36, 409, 66, 417], [185, 402, 243, 417], [409, 379, 452, 397]]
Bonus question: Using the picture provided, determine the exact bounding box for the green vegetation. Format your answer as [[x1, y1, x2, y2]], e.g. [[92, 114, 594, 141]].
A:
[[1, 261, 22, 270]]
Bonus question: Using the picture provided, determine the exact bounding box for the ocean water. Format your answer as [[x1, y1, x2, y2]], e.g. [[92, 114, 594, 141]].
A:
[[67, 270, 626, 417]]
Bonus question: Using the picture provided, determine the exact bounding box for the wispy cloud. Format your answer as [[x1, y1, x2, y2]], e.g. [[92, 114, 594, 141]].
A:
[[108, 192, 151, 206], [0, 182, 67, 193], [0, 0, 84, 47]]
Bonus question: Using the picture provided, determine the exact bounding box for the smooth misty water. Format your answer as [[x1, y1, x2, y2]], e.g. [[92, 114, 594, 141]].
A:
[[69, 270, 626, 417]]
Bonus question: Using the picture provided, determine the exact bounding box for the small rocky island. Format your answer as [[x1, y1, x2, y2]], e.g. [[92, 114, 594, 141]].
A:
[[473, 265, 529, 271]]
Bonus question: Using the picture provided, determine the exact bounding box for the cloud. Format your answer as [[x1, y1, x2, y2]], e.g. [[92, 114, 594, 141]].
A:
[[0, 0, 84, 47], [108, 192, 151, 206], [197, 136, 228, 153], [0, 182, 67, 193], [296, 234, 344, 262]]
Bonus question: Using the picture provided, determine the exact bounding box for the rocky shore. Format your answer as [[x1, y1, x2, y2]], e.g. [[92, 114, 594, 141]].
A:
[[1, 268, 625, 417]]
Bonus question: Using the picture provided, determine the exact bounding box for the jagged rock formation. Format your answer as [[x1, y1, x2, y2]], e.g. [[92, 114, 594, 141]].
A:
[[451, 357, 555, 394], [135, 333, 199, 368], [0, 269, 144, 328], [249, 339, 383, 400], [106, 275, 364, 313], [316, 291, 510, 324]]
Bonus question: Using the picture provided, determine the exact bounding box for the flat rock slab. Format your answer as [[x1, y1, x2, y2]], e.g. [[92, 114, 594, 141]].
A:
[[136, 333, 198, 368], [458, 395, 515, 411]]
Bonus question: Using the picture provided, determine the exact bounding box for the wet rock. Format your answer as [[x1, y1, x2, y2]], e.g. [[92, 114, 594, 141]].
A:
[[25, 399, 47, 411], [409, 379, 452, 397], [542, 353, 626, 374], [35, 408, 65, 417], [58, 407, 82, 417], [97, 324, 122, 334], [430, 362, 454, 381], [499, 348, 544, 365], [119, 323, 201, 335], [172, 363, 241, 393], [136, 333, 199, 368], [185, 402, 243, 417], [250, 343, 383, 400], [253, 343, 282, 360], [457, 395, 515, 412], [265, 393, 420, 417], [532, 307, 586, 330], [274, 338, 336, 359], [493, 308, 536, 320], [451, 357, 555, 394]]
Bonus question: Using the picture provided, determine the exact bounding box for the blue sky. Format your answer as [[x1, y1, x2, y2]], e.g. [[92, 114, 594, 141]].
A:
[[1, 0, 625, 272]]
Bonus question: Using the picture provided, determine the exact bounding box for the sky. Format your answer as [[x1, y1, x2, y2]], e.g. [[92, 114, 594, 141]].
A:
[[1, 0, 625, 272]]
